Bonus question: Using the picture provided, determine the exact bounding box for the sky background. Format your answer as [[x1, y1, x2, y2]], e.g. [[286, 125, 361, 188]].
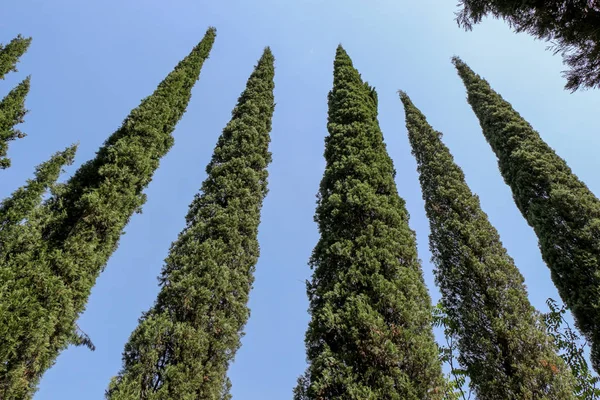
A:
[[2, 0, 600, 398]]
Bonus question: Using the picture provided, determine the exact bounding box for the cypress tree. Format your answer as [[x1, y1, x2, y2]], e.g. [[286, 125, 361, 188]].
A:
[[0, 28, 216, 399], [294, 46, 444, 400], [0, 144, 76, 234], [106, 47, 275, 400], [455, 0, 600, 91], [400, 92, 575, 399], [0, 76, 30, 169], [0, 35, 31, 80], [453, 56, 600, 375]]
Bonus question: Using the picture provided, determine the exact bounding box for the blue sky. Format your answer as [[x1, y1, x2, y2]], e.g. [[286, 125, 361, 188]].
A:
[[2, 0, 600, 398]]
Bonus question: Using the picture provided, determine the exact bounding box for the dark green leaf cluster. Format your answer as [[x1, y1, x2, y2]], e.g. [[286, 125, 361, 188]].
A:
[[294, 46, 444, 400], [0, 76, 30, 169], [0, 148, 77, 398], [0, 35, 31, 168], [0, 145, 76, 247], [106, 47, 275, 400], [0, 35, 31, 80], [0, 28, 216, 399], [455, 0, 600, 91], [453, 57, 600, 376], [543, 298, 600, 399], [401, 92, 575, 399]]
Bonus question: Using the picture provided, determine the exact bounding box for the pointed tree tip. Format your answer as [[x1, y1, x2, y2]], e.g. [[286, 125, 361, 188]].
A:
[[451, 56, 467, 68], [258, 47, 275, 66], [61, 145, 78, 164], [67, 142, 79, 152], [336, 44, 348, 55], [262, 46, 274, 57], [334, 45, 352, 63], [55, 143, 78, 157], [398, 91, 415, 110]]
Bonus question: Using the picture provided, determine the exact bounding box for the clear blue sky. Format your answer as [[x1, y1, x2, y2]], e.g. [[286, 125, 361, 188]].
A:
[[2, 0, 600, 398]]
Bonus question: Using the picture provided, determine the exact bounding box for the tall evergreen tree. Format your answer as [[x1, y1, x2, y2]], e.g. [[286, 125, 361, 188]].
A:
[[453, 56, 600, 375], [0, 28, 216, 399], [400, 92, 575, 399], [0, 35, 31, 80], [294, 46, 444, 400], [455, 0, 600, 91], [0, 144, 76, 234], [106, 47, 275, 400], [0, 76, 30, 169]]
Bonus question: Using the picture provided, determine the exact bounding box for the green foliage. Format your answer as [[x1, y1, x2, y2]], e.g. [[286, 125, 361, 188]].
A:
[[106, 47, 275, 400], [0, 35, 32, 168], [0, 35, 31, 80], [294, 46, 445, 400], [0, 145, 77, 253], [543, 299, 600, 399], [455, 0, 600, 91], [400, 91, 575, 399], [432, 302, 474, 400], [0, 76, 30, 169], [453, 57, 600, 376], [0, 28, 216, 399]]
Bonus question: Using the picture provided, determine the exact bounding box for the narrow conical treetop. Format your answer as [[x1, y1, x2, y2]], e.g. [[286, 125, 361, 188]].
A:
[[0, 35, 31, 80], [294, 46, 444, 400], [400, 91, 575, 399], [106, 47, 275, 400], [0, 28, 216, 399], [453, 56, 600, 374], [0, 144, 76, 233], [0, 76, 30, 168]]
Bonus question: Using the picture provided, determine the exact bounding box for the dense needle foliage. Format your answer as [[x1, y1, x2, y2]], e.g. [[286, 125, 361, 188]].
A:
[[0, 28, 216, 399], [401, 92, 575, 399], [0, 35, 31, 80], [455, 0, 600, 91], [105, 47, 275, 400], [294, 46, 444, 400], [0, 35, 32, 169], [453, 56, 600, 375], [0, 76, 30, 169], [0, 145, 76, 240]]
